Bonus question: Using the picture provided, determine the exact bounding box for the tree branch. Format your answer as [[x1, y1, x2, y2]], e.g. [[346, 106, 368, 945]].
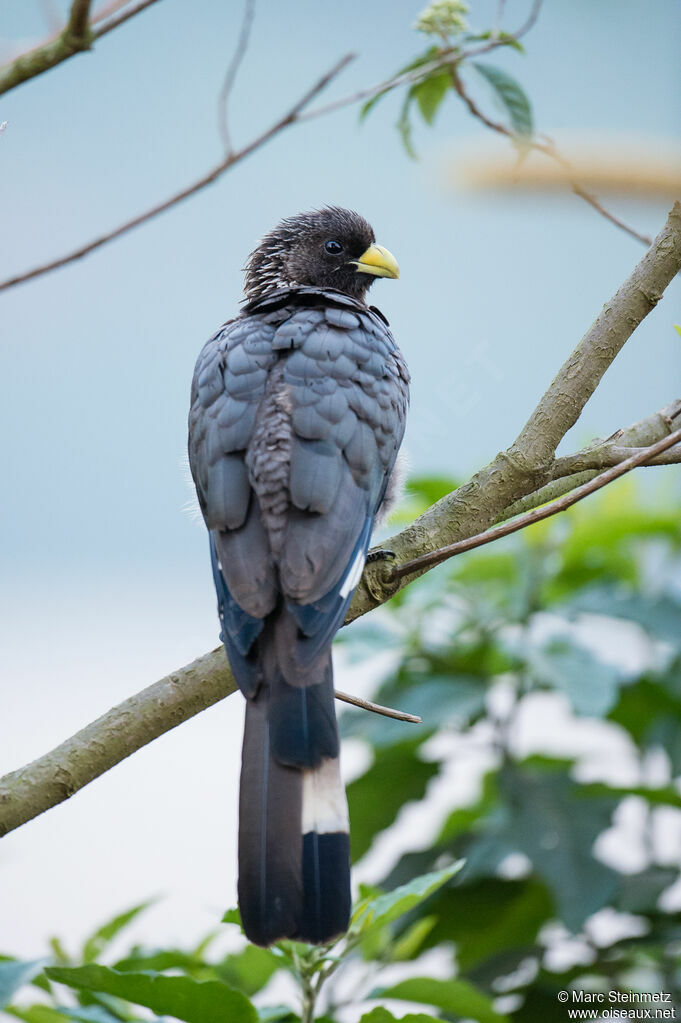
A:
[[0, 655, 418, 838], [217, 0, 256, 156], [498, 399, 681, 519], [92, 0, 161, 38], [1, 204, 680, 840], [448, 70, 652, 248], [0, 54, 354, 293], [0, 0, 158, 97], [350, 201, 681, 615], [391, 426, 681, 581], [66, 0, 94, 45]]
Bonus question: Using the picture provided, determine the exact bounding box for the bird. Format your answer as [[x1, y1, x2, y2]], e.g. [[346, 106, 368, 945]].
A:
[[188, 206, 410, 946]]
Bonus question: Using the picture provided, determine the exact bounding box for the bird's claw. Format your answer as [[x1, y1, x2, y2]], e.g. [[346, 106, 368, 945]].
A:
[[366, 548, 396, 565]]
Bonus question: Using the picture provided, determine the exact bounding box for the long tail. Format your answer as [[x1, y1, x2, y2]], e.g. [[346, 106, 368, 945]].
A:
[[237, 612, 351, 946]]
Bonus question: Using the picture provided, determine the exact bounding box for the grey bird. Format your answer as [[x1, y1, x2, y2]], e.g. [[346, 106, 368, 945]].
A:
[[188, 207, 409, 946]]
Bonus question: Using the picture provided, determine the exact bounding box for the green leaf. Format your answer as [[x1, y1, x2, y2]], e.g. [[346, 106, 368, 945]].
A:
[[406, 474, 459, 507], [221, 908, 242, 926], [396, 89, 418, 160], [342, 676, 485, 746], [114, 948, 202, 975], [45, 966, 257, 1023], [413, 877, 552, 969], [618, 867, 679, 914], [351, 862, 463, 935], [674, 324, 681, 337], [57, 1010, 134, 1023], [579, 782, 681, 809], [499, 763, 619, 930], [5, 1007, 73, 1023], [256, 1009, 298, 1023], [390, 916, 438, 961], [346, 739, 439, 861], [216, 945, 281, 997], [0, 960, 49, 1009], [524, 638, 625, 716], [413, 72, 450, 124], [360, 46, 440, 121], [470, 62, 533, 137], [82, 901, 154, 963], [360, 1009, 446, 1023], [437, 769, 500, 843], [375, 977, 510, 1023], [464, 30, 525, 53], [568, 588, 681, 647]]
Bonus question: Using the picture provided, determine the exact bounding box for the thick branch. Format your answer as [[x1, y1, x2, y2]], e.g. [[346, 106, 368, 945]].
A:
[[0, 648, 234, 838], [0, 653, 418, 836], [1, 206, 680, 840], [0, 0, 158, 97], [511, 207, 680, 469]]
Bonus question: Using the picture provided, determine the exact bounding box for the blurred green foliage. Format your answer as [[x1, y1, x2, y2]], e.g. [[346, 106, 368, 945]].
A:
[[3, 476, 681, 1020]]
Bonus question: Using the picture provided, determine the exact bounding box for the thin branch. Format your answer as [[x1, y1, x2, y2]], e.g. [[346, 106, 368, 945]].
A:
[[217, 0, 256, 156], [90, 0, 138, 26], [92, 0, 162, 38], [298, 1, 648, 251], [515, 0, 543, 38], [450, 71, 652, 247], [297, 0, 543, 123], [0, 54, 354, 293], [66, 0, 94, 44], [551, 442, 681, 476], [334, 690, 421, 724], [1, 209, 680, 841], [391, 426, 681, 581], [498, 399, 681, 520]]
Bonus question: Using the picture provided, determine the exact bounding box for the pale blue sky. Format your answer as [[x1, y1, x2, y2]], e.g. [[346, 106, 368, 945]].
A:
[[0, 0, 679, 957]]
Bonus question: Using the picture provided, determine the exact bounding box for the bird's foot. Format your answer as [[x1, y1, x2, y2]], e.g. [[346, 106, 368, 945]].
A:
[[366, 548, 396, 565]]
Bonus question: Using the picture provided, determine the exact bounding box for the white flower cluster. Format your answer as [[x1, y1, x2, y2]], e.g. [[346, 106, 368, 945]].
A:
[[415, 0, 469, 37]]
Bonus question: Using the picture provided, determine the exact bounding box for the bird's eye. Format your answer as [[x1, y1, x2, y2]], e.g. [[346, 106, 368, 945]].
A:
[[324, 239, 344, 255]]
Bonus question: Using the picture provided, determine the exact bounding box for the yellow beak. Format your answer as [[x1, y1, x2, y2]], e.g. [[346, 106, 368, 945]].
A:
[[351, 243, 400, 280]]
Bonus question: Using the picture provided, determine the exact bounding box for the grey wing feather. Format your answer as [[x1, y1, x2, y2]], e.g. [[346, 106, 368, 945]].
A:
[[280, 303, 409, 605], [189, 316, 279, 608]]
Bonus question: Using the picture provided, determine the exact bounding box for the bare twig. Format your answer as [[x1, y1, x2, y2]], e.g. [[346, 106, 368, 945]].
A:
[[92, 0, 162, 38], [90, 0, 138, 26], [0, 54, 353, 293], [515, 0, 543, 38], [390, 426, 681, 580], [335, 690, 421, 724], [217, 0, 256, 155], [450, 70, 652, 247]]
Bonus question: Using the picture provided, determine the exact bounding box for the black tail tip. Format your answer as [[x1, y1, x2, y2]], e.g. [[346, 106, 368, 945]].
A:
[[297, 831, 351, 945]]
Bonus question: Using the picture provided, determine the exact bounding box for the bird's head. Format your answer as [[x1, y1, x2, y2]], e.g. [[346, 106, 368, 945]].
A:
[[243, 206, 399, 303]]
